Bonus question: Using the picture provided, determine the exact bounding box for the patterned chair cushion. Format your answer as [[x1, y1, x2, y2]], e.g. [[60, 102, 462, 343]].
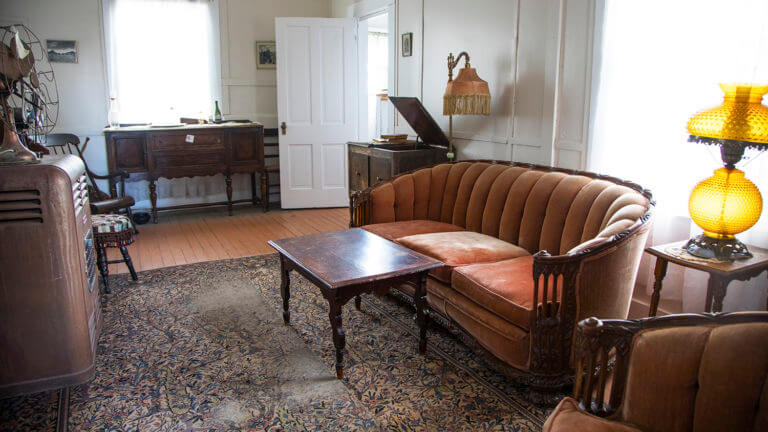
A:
[[92, 214, 133, 233], [92, 214, 134, 247]]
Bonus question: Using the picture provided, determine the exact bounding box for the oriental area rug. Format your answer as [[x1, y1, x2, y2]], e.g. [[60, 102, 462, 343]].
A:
[[0, 254, 550, 431]]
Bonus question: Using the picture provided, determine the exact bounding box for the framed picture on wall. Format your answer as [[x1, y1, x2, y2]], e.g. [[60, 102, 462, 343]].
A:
[[46, 40, 78, 63], [401, 32, 412, 57], [256, 41, 276, 69]]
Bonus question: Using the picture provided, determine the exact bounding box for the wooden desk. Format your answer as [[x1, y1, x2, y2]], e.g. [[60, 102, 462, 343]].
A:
[[104, 123, 264, 222], [645, 241, 768, 316]]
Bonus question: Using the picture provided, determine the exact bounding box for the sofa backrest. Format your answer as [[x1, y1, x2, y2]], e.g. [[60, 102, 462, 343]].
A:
[[619, 322, 768, 432], [370, 162, 650, 255]]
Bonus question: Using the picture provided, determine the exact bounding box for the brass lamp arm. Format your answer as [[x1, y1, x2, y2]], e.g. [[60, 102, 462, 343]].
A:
[[447, 51, 471, 81]]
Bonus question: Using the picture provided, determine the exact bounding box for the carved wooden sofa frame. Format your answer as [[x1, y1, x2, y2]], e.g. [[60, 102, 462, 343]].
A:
[[349, 160, 655, 402]]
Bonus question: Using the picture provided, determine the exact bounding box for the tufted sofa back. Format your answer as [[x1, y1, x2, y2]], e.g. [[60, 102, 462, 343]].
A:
[[620, 322, 768, 432], [369, 162, 651, 255]]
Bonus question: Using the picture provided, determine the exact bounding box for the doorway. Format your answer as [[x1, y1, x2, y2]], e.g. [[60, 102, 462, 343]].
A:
[[357, 7, 395, 141]]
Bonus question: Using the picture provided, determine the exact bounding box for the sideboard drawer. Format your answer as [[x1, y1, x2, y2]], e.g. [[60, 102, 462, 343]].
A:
[[150, 133, 224, 152]]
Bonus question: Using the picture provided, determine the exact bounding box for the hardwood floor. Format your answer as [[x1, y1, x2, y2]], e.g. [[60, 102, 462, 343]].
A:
[[107, 205, 350, 274]]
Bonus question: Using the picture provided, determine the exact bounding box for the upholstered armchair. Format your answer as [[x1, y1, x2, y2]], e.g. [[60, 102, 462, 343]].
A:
[[545, 312, 768, 431]]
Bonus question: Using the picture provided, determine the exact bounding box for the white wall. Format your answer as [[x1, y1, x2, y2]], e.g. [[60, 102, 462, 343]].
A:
[[3, 0, 332, 210], [2, 0, 110, 184], [337, 0, 595, 167], [221, 0, 332, 128]]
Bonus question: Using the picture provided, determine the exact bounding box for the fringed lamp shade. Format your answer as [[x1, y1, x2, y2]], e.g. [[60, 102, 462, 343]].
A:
[[443, 67, 491, 116], [683, 83, 768, 260]]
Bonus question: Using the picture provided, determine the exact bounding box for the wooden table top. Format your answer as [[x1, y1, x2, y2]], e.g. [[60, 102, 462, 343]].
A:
[[268, 228, 442, 289], [646, 241, 768, 277]]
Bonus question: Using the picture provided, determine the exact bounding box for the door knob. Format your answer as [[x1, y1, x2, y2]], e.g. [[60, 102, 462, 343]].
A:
[[280, 122, 287, 135]]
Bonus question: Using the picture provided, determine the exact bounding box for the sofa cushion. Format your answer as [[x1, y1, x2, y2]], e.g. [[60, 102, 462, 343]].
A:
[[397, 231, 530, 283], [544, 398, 643, 432], [441, 285, 531, 369], [362, 220, 464, 242], [452, 256, 553, 331]]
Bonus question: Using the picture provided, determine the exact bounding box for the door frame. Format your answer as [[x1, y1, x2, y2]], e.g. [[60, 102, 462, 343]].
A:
[[350, 0, 396, 141]]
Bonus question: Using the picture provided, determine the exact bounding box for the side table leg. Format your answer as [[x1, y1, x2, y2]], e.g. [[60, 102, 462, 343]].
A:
[[708, 276, 728, 313], [148, 180, 158, 224], [649, 258, 668, 317], [354, 295, 361, 310], [415, 271, 428, 354], [279, 255, 291, 325], [225, 174, 233, 216], [328, 298, 346, 379]]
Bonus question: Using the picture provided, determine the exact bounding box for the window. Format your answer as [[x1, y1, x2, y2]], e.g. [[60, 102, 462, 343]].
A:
[[102, 0, 220, 124]]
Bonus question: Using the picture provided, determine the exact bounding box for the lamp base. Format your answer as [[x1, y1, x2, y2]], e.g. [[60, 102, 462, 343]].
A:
[[683, 233, 753, 260]]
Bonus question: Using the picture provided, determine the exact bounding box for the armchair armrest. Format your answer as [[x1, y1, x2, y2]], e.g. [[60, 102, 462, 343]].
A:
[[90, 170, 129, 180]]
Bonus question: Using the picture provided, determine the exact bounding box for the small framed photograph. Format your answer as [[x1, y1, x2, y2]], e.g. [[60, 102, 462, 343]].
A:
[[46, 40, 77, 63], [401, 32, 413, 57], [256, 41, 276, 69]]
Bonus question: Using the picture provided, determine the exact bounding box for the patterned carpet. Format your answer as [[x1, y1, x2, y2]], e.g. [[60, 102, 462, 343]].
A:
[[0, 254, 550, 431]]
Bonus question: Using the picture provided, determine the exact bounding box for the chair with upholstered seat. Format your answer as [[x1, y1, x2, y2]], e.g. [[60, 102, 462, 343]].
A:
[[92, 214, 138, 293], [42, 133, 138, 233], [544, 312, 768, 432]]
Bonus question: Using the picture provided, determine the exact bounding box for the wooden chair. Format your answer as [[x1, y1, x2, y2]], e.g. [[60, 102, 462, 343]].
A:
[[41, 133, 138, 233], [257, 129, 281, 212]]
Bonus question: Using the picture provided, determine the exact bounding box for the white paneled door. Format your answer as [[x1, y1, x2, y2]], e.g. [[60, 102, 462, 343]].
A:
[[276, 18, 357, 208]]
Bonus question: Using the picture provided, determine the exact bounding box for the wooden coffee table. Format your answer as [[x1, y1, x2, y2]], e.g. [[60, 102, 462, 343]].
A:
[[268, 228, 442, 379]]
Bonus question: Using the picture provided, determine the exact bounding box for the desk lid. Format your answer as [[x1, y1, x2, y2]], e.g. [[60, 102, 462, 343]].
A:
[[389, 97, 449, 148]]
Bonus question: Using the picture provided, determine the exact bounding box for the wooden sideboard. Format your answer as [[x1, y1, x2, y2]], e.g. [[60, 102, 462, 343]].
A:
[[348, 142, 448, 193], [104, 123, 264, 222]]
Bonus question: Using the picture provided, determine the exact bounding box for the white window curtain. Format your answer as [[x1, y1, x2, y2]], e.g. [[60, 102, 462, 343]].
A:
[[589, 0, 768, 312], [102, 0, 221, 124]]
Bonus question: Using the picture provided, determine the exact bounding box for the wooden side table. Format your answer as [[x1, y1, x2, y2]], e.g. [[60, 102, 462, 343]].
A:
[[645, 241, 768, 316]]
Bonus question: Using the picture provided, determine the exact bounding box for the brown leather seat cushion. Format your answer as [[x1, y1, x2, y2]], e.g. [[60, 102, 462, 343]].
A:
[[452, 256, 558, 331], [362, 220, 464, 242], [544, 398, 643, 432], [397, 231, 530, 283]]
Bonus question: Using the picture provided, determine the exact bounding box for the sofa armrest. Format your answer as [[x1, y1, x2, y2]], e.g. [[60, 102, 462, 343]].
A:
[[349, 189, 372, 227]]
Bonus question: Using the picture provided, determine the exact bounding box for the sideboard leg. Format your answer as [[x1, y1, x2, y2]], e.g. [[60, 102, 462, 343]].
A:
[[148, 180, 157, 224], [250, 172, 258, 206], [225, 174, 233, 216], [261, 171, 269, 212]]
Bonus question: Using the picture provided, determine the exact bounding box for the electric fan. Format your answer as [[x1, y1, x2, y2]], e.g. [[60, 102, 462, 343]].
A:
[[0, 24, 59, 164]]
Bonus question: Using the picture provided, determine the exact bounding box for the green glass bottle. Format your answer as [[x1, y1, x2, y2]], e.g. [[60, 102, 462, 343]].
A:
[[214, 100, 222, 122]]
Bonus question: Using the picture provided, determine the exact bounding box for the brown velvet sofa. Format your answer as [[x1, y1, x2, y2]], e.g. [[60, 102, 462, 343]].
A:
[[350, 161, 654, 399], [546, 312, 768, 431]]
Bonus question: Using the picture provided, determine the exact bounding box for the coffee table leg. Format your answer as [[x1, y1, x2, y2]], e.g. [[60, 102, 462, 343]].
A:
[[279, 255, 291, 325], [415, 271, 428, 354], [328, 299, 345, 379]]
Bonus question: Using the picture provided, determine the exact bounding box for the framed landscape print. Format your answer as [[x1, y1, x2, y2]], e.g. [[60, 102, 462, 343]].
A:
[[401, 33, 412, 57], [46, 40, 77, 63], [256, 41, 276, 69]]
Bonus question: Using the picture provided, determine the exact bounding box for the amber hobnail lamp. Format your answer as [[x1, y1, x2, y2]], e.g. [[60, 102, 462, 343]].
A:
[[684, 83, 768, 260]]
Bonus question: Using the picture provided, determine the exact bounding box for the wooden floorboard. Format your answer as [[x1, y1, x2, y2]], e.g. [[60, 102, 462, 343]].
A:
[[108, 205, 350, 274]]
